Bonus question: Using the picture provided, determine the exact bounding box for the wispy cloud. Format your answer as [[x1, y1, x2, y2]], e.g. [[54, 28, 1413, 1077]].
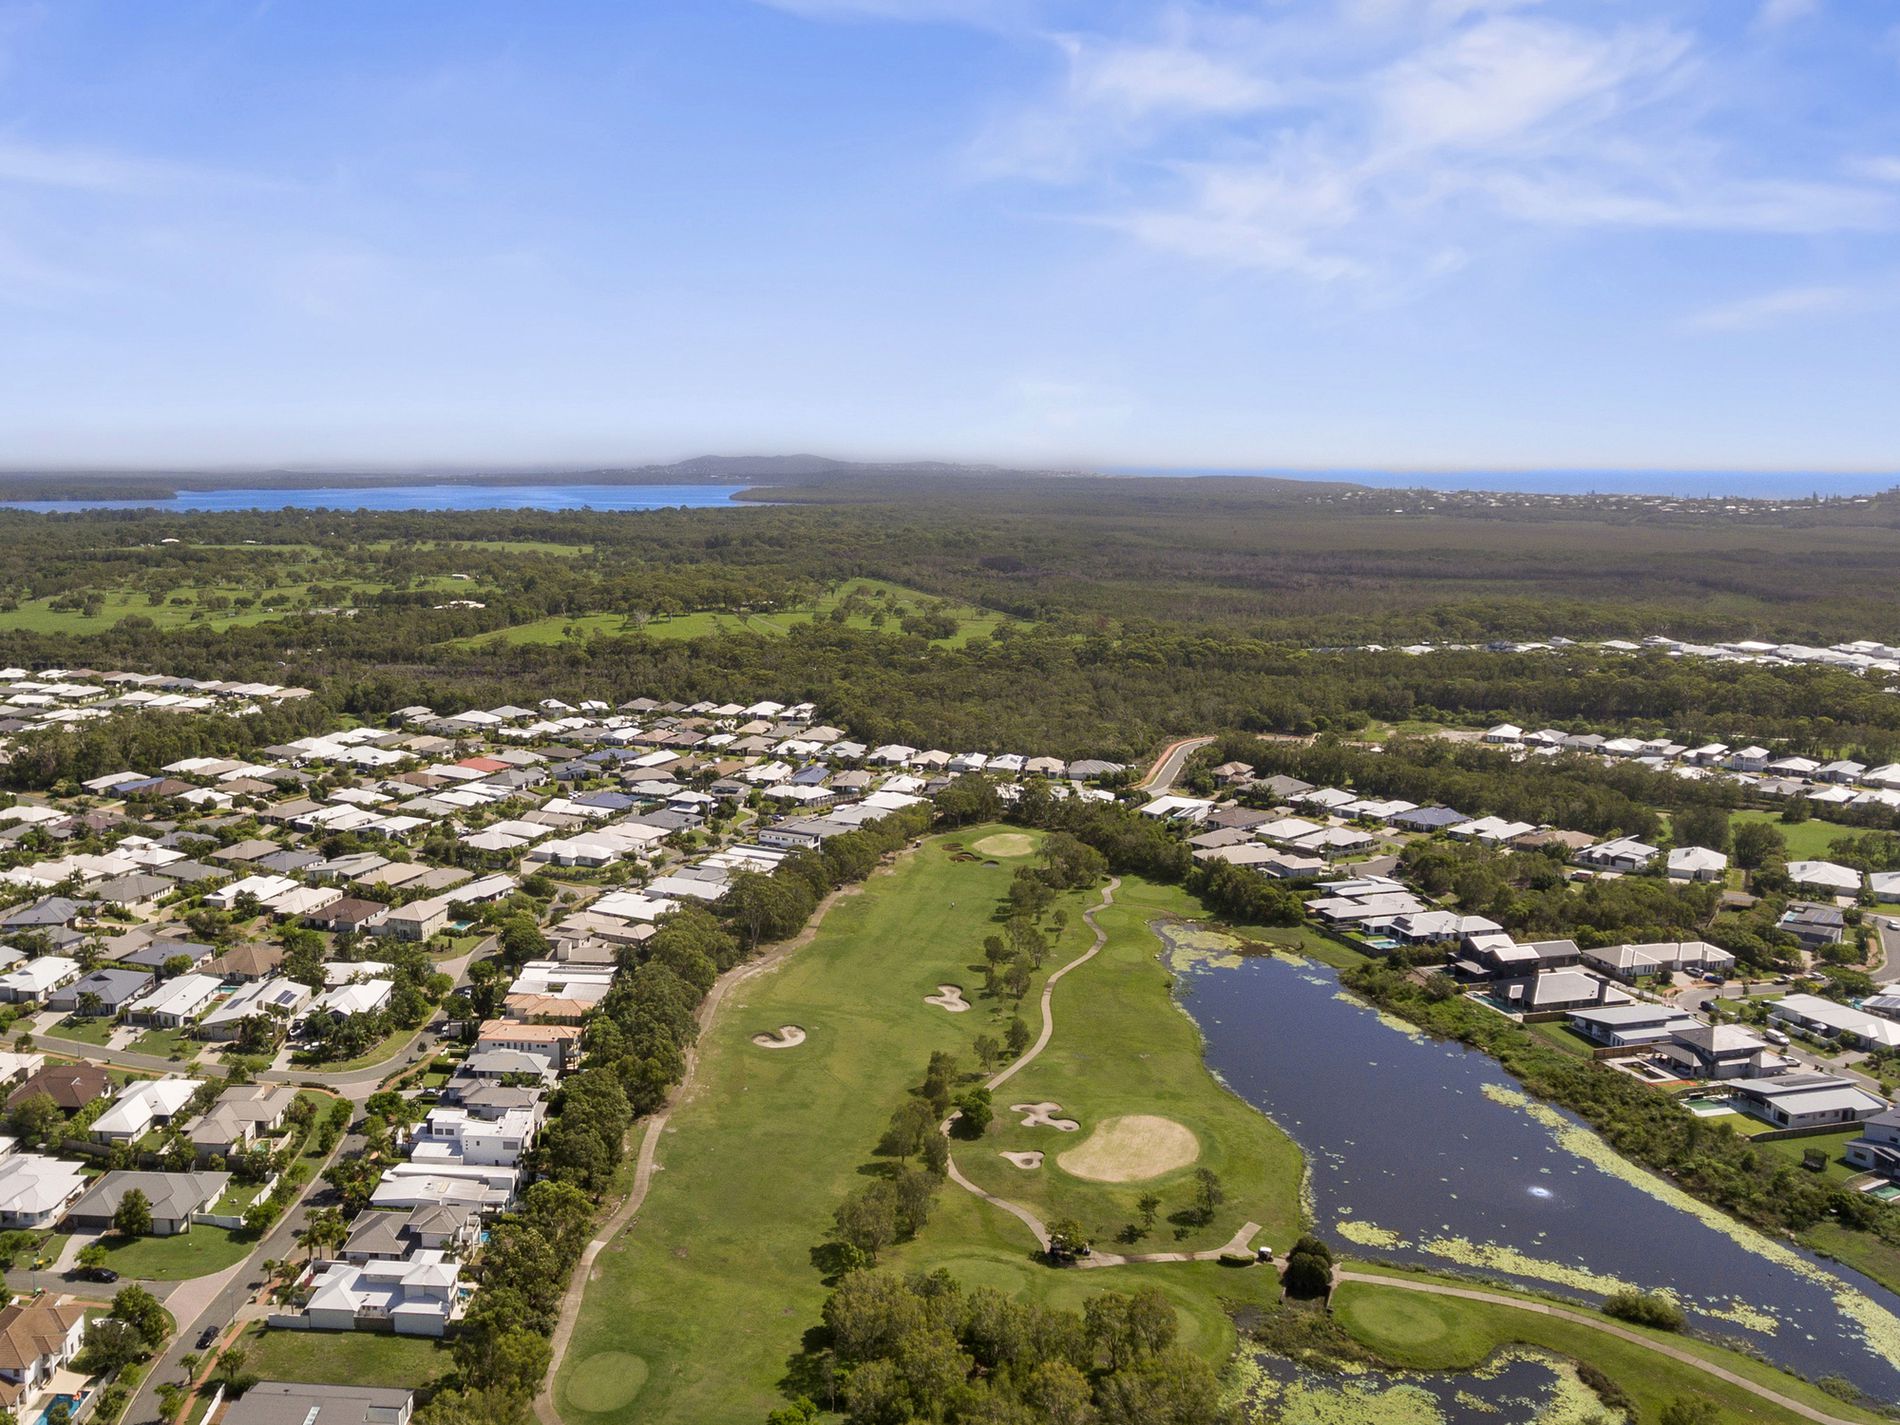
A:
[[787, 0, 1900, 288], [1685, 283, 1867, 331], [1754, 0, 1819, 31]]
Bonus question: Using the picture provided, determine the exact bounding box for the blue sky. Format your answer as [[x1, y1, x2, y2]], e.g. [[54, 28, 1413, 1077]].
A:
[[0, 0, 1896, 472]]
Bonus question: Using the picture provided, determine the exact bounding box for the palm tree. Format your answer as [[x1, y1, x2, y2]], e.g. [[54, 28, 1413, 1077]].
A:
[[297, 1207, 347, 1264]]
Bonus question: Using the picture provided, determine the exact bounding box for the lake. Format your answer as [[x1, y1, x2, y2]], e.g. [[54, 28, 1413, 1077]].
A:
[[6, 482, 754, 513], [1162, 927, 1900, 1400]]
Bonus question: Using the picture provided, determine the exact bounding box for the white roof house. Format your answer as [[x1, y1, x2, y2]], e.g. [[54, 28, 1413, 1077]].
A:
[[127, 972, 223, 1027], [0, 956, 81, 1002], [1771, 994, 1900, 1050], [302, 1250, 465, 1337], [1785, 861, 1864, 895], [1666, 846, 1729, 881], [311, 980, 394, 1018], [91, 1077, 204, 1143], [0, 1151, 87, 1227]]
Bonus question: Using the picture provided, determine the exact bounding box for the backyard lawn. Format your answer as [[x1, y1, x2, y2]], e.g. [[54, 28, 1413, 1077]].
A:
[[1331, 1274, 1889, 1425], [553, 828, 1302, 1425], [239, 1323, 453, 1389], [98, 1224, 252, 1279], [1730, 809, 1863, 862]]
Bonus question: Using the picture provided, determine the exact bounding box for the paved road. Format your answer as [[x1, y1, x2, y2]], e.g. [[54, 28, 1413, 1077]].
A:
[[1138, 736, 1215, 794], [1330, 1271, 1865, 1425], [1874, 917, 1900, 984], [125, 1113, 365, 1425]]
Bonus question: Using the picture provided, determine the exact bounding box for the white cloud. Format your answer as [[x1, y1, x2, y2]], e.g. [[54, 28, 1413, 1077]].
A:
[[1754, 0, 1818, 30], [1685, 283, 1862, 331], [1848, 155, 1900, 183], [0, 138, 203, 194]]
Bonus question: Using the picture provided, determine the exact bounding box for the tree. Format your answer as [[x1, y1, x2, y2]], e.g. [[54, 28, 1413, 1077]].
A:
[[1671, 805, 1731, 855], [1047, 1217, 1091, 1260], [953, 1087, 992, 1138], [1136, 1193, 1160, 1232], [833, 1183, 899, 1261], [1734, 820, 1787, 870], [178, 1352, 201, 1384], [77, 1244, 108, 1270], [1005, 1017, 1033, 1057], [1659, 1397, 1720, 1425], [1191, 1167, 1224, 1225], [7, 1092, 61, 1149], [111, 1284, 169, 1348], [878, 1099, 937, 1162], [113, 1188, 153, 1238], [1281, 1249, 1332, 1298]]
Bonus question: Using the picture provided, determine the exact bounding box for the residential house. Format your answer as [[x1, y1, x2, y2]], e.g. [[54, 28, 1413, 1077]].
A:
[[1785, 861, 1864, 897], [125, 972, 223, 1028], [1581, 940, 1735, 983], [342, 1204, 479, 1264], [90, 1077, 203, 1144], [0, 1154, 87, 1228], [1666, 846, 1729, 882], [1845, 1109, 1900, 1180], [46, 967, 153, 1015], [0, 957, 80, 1003], [185, 1084, 299, 1158], [408, 1105, 537, 1169], [300, 1250, 466, 1336], [1576, 836, 1660, 874], [6, 1063, 110, 1113], [1565, 1003, 1697, 1048], [197, 976, 312, 1041], [1651, 1025, 1794, 1080], [0, 1298, 87, 1414], [475, 1020, 581, 1071], [1771, 994, 1900, 1050], [222, 1381, 414, 1425], [1729, 1073, 1888, 1130], [67, 1169, 230, 1235], [207, 943, 284, 981]]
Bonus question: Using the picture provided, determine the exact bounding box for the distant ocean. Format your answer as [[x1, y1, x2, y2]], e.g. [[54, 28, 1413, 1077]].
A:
[[9, 482, 754, 513], [1110, 467, 1900, 499]]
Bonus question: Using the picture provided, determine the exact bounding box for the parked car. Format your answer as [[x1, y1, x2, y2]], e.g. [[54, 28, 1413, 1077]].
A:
[[74, 1266, 118, 1283], [197, 1326, 220, 1350], [1763, 1028, 1790, 1046]]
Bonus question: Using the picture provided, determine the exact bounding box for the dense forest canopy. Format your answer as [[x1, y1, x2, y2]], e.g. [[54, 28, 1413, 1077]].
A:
[[3, 476, 1900, 772]]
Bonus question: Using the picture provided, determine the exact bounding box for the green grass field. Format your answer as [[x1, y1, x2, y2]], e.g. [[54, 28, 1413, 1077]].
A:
[[239, 1322, 453, 1388], [950, 876, 1305, 1257], [554, 828, 1302, 1425], [1730, 809, 1864, 862], [457, 577, 1019, 651], [98, 1224, 251, 1279], [1331, 1275, 1888, 1425]]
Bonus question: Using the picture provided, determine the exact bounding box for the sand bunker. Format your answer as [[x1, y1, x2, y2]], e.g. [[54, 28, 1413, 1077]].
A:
[[925, 984, 970, 1012], [751, 1025, 806, 1049], [1011, 1101, 1080, 1132], [1058, 1114, 1199, 1182], [1000, 1151, 1044, 1170], [971, 832, 1035, 858]]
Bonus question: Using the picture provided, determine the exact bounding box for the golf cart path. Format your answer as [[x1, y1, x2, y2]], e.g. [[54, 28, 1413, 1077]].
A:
[[1330, 1270, 1864, 1425], [534, 861, 897, 1425], [944, 876, 1266, 1266]]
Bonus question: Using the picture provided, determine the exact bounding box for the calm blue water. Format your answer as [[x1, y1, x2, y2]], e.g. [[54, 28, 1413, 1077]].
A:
[[7, 482, 753, 513], [1164, 932, 1900, 1400]]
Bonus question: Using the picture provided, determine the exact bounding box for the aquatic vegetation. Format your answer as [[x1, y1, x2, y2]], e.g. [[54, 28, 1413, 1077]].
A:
[[1159, 923, 1246, 972], [1473, 1082, 1900, 1359], [1417, 1234, 1638, 1296], [1335, 1219, 1409, 1250], [1702, 1299, 1779, 1334]]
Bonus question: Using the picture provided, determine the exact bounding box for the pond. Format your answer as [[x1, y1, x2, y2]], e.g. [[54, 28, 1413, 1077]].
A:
[[1160, 925, 1900, 1400], [1226, 1347, 1613, 1425]]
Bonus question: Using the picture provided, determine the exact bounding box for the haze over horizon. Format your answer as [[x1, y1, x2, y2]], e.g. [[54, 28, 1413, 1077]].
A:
[[1, 0, 1896, 474]]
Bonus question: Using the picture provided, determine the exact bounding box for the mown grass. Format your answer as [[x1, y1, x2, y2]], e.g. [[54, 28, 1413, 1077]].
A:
[[98, 1224, 250, 1279], [1331, 1274, 1890, 1425], [1730, 809, 1865, 863], [951, 876, 1305, 1257], [239, 1322, 453, 1389], [554, 828, 1301, 1425]]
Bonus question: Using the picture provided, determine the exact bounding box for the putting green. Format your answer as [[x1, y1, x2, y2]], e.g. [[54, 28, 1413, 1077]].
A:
[[1058, 1114, 1199, 1182], [970, 832, 1035, 858], [562, 1351, 650, 1414]]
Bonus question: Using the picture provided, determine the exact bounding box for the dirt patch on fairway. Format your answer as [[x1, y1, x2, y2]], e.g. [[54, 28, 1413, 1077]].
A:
[[1011, 1101, 1080, 1131], [971, 832, 1035, 858], [1057, 1115, 1199, 1182], [925, 984, 970, 1012], [1000, 1151, 1044, 1170], [562, 1350, 649, 1413], [752, 1024, 806, 1049]]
